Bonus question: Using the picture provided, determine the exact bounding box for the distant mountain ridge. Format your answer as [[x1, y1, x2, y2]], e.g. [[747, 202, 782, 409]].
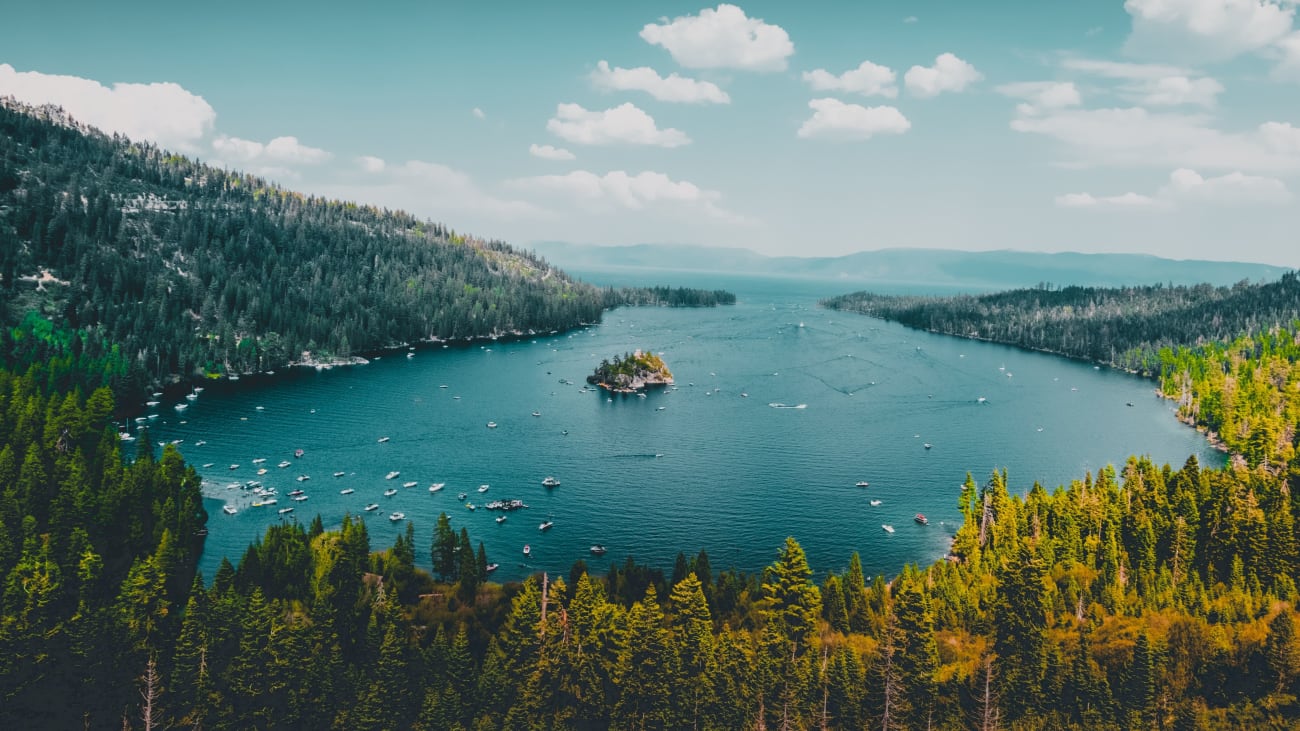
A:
[[530, 241, 1291, 289]]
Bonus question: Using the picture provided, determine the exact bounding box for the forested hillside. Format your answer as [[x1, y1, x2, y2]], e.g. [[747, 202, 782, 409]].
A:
[[0, 99, 733, 399], [821, 273, 1300, 375]]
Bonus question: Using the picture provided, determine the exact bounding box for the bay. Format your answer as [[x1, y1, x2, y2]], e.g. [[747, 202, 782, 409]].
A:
[[140, 274, 1223, 583]]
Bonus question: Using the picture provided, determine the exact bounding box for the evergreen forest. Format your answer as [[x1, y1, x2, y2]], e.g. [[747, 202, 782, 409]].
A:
[[0, 101, 1298, 729]]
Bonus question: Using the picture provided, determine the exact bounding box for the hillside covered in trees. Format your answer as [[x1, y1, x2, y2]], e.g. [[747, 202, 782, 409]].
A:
[[821, 273, 1300, 375], [0, 99, 730, 399]]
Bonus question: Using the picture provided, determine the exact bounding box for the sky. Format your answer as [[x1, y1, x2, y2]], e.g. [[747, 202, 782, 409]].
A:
[[2, 0, 1299, 266]]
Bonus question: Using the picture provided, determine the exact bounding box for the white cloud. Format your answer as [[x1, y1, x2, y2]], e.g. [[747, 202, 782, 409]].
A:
[[1010, 106, 1300, 173], [590, 60, 730, 104], [212, 135, 331, 165], [796, 98, 910, 141], [509, 169, 746, 222], [546, 102, 690, 147], [996, 81, 1082, 116], [802, 60, 898, 98], [1061, 58, 1224, 107], [1055, 191, 1161, 208], [322, 159, 547, 221], [0, 63, 215, 151], [1275, 31, 1300, 80], [1124, 0, 1296, 60], [529, 143, 576, 161], [1164, 167, 1292, 202], [904, 53, 983, 97], [357, 155, 386, 173], [639, 4, 795, 71], [472, 107, 486, 120], [1058, 167, 1291, 209], [903, 16, 919, 24]]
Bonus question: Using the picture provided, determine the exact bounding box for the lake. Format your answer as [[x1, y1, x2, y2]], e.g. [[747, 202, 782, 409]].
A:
[[140, 274, 1223, 583]]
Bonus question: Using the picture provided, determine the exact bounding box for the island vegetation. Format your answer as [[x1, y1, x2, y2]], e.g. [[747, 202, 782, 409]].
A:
[[587, 349, 674, 392], [0, 101, 1298, 728]]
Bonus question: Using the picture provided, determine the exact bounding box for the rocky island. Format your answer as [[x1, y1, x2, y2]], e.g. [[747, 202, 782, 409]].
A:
[[587, 349, 674, 393]]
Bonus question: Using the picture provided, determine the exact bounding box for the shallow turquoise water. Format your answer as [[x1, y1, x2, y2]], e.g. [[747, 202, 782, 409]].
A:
[[139, 275, 1222, 583]]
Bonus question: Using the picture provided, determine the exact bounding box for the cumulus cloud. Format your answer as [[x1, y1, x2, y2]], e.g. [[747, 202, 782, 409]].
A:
[[546, 102, 690, 147], [0, 63, 215, 151], [1164, 167, 1292, 202], [796, 98, 910, 141], [1058, 167, 1291, 209], [1055, 191, 1161, 208], [639, 4, 795, 71], [904, 53, 983, 97], [472, 107, 486, 120], [509, 169, 746, 222], [903, 16, 919, 24], [1061, 58, 1224, 107], [212, 135, 331, 165], [357, 155, 386, 173], [1275, 31, 1300, 80], [1010, 106, 1300, 173], [590, 60, 730, 103], [529, 143, 576, 161], [1123, 0, 1296, 60], [996, 81, 1082, 116], [802, 60, 898, 98]]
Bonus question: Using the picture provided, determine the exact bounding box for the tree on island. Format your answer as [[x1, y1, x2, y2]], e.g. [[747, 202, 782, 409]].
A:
[[587, 350, 674, 392]]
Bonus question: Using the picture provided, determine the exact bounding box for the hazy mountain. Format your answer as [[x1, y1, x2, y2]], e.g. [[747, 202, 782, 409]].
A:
[[529, 241, 1290, 289]]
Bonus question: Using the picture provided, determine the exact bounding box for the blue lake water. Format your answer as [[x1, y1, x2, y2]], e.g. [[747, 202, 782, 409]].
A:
[[140, 274, 1222, 583]]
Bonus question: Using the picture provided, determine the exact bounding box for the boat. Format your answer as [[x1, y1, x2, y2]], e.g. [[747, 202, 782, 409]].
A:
[[402, 481, 418, 488], [252, 499, 276, 507], [385, 471, 400, 480], [855, 481, 870, 487], [194, 387, 204, 393], [377, 436, 390, 443], [429, 482, 445, 492], [977, 396, 987, 403], [223, 505, 237, 515], [439, 384, 448, 389], [119, 431, 135, 441], [279, 507, 294, 515], [486, 421, 498, 429], [340, 488, 355, 495], [406, 352, 414, 359], [334, 471, 345, 477], [466, 503, 476, 511], [768, 403, 808, 409], [278, 461, 291, 468], [364, 503, 379, 511], [252, 458, 266, 464], [185, 393, 198, 401], [292, 495, 309, 502], [174, 403, 188, 411], [148, 413, 159, 419], [203, 463, 214, 468], [288, 489, 304, 497], [485, 563, 499, 572], [541, 477, 560, 487], [229, 464, 239, 470], [255, 405, 265, 411], [477, 484, 490, 493], [656, 406, 666, 411], [457, 492, 467, 500], [539, 521, 553, 531], [145, 400, 159, 407], [294, 449, 304, 458], [882, 524, 895, 533], [532, 411, 541, 417], [195, 440, 207, 446], [924, 443, 932, 450], [257, 468, 268, 475], [589, 545, 607, 555], [389, 512, 406, 522], [496, 515, 507, 524], [870, 499, 882, 506], [914, 513, 929, 525], [383, 488, 397, 497], [296, 475, 310, 482], [522, 544, 531, 556]]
